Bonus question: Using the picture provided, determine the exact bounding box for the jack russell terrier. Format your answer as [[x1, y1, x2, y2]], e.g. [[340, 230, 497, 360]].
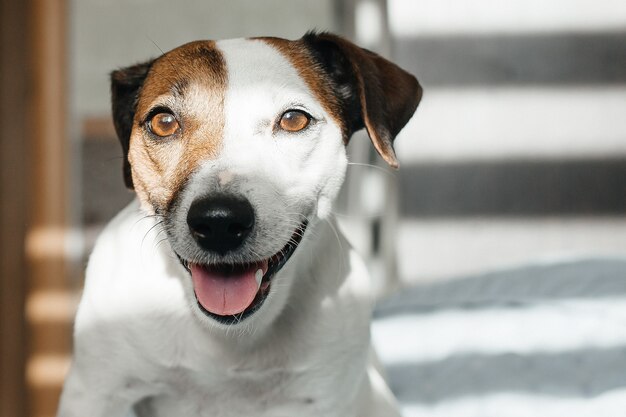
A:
[[58, 32, 421, 417]]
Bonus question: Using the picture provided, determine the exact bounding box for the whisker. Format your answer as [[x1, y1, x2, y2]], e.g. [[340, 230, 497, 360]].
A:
[[347, 161, 395, 179], [330, 210, 382, 220], [146, 36, 165, 55], [141, 220, 165, 251]]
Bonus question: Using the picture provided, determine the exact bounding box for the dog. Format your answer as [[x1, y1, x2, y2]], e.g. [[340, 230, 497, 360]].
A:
[[58, 32, 421, 417]]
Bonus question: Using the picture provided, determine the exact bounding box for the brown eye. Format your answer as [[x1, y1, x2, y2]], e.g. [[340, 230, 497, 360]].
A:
[[149, 112, 180, 137], [279, 110, 311, 132]]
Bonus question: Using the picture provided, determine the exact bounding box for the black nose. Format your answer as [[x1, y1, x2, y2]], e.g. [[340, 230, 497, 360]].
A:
[[186, 195, 255, 254]]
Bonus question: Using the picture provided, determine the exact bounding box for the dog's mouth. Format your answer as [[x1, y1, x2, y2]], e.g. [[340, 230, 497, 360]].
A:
[[179, 222, 307, 324]]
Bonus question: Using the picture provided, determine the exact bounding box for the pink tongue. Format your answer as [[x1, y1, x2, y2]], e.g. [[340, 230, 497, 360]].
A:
[[191, 261, 268, 316]]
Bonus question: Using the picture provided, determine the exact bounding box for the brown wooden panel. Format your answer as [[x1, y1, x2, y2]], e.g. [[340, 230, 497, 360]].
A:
[[0, 0, 29, 416]]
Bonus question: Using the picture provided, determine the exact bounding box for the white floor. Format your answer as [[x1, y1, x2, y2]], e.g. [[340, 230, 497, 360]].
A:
[[372, 258, 626, 417], [399, 390, 626, 417]]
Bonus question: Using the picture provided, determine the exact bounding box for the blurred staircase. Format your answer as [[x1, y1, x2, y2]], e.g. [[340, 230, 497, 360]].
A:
[[385, 0, 626, 282]]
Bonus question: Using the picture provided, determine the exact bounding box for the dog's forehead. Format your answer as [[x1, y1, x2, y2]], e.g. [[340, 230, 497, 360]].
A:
[[218, 38, 305, 86], [221, 38, 341, 121], [137, 38, 340, 122]]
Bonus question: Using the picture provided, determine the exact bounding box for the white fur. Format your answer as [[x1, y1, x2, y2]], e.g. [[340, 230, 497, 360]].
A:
[[58, 39, 400, 417]]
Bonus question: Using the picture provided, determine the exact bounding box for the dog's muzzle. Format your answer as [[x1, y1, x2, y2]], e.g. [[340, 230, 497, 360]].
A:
[[178, 195, 307, 324]]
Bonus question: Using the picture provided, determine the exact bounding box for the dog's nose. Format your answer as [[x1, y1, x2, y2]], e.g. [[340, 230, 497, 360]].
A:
[[186, 195, 255, 254]]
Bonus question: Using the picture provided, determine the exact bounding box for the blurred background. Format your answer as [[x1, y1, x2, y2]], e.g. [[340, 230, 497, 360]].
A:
[[1, 1, 626, 417]]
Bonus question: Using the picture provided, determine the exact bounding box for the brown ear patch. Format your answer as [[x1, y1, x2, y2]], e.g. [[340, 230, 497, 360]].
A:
[[125, 41, 228, 213], [353, 45, 423, 168]]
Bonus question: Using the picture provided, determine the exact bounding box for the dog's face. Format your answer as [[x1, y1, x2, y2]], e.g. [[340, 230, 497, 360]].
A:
[[110, 33, 421, 329]]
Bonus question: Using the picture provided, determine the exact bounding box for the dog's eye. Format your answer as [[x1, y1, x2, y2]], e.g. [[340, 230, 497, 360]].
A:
[[279, 110, 311, 132], [149, 112, 180, 137]]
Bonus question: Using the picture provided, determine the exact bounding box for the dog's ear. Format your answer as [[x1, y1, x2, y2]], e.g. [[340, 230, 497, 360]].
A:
[[110, 59, 155, 189], [302, 32, 422, 168]]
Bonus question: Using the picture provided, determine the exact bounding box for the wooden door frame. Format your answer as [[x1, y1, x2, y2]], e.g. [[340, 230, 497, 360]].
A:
[[0, 1, 29, 416]]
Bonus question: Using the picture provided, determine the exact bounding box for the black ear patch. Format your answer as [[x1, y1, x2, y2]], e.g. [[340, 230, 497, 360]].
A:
[[110, 60, 154, 189], [302, 32, 422, 168]]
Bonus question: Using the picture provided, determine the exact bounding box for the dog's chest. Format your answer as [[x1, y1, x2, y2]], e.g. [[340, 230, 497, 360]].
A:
[[136, 365, 335, 417]]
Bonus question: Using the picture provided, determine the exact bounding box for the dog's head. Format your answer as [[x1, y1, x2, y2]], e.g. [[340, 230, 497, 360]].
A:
[[110, 32, 421, 328]]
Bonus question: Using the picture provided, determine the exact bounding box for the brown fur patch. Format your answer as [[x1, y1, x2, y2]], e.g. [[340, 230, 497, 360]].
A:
[[257, 37, 347, 139], [128, 41, 227, 213]]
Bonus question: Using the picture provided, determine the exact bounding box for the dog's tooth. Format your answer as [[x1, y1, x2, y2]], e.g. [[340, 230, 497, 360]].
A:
[[255, 269, 263, 288]]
